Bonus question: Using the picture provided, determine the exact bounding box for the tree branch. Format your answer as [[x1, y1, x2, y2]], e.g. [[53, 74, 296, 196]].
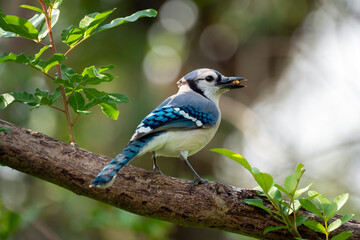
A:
[[0, 119, 359, 239]]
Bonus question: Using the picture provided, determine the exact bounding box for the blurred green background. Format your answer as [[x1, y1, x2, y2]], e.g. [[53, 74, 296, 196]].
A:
[[1, 0, 360, 239]]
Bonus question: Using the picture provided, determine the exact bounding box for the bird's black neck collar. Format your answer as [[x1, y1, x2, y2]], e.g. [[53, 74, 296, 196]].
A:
[[187, 81, 210, 100]]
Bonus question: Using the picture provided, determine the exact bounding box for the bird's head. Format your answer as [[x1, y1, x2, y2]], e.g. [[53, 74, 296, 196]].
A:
[[177, 68, 246, 103]]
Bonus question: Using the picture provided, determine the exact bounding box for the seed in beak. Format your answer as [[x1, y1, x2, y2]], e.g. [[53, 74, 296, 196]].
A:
[[233, 80, 241, 85]]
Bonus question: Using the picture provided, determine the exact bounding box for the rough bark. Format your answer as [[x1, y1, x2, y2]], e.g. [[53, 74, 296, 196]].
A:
[[0, 119, 359, 239]]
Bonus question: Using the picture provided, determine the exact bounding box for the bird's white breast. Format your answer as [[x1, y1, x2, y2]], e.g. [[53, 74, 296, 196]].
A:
[[138, 122, 220, 158]]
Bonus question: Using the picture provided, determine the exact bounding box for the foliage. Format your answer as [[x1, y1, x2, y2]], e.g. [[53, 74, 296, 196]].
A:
[[0, 199, 20, 240], [211, 148, 354, 240], [0, 0, 157, 144], [0, 126, 11, 134]]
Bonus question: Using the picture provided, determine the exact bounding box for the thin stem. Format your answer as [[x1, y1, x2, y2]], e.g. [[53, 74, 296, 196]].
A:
[[64, 36, 88, 56], [71, 114, 80, 127], [35, 40, 49, 47], [38, 0, 75, 144], [28, 65, 56, 81], [49, 105, 65, 113]]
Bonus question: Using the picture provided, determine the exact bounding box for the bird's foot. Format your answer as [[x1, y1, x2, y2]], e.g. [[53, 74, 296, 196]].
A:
[[189, 177, 208, 193], [152, 166, 164, 175]]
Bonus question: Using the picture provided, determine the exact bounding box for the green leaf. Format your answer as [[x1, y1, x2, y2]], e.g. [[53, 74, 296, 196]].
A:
[[0, 88, 61, 110], [292, 199, 302, 213], [0, 11, 38, 39], [83, 88, 129, 120], [81, 65, 114, 85], [98, 102, 119, 119], [328, 219, 342, 233], [80, 9, 115, 35], [42, 53, 66, 73], [268, 186, 282, 201], [28, 13, 45, 28], [38, 7, 60, 40], [0, 52, 30, 64], [0, 52, 65, 73], [0, 92, 38, 109], [294, 183, 312, 199], [94, 9, 157, 34], [263, 226, 287, 234], [294, 163, 305, 178], [294, 216, 308, 227], [61, 25, 85, 47], [244, 199, 274, 215], [308, 191, 330, 211], [339, 214, 354, 225], [254, 172, 273, 193], [68, 92, 86, 113], [251, 167, 260, 175], [19, 5, 45, 14], [324, 202, 339, 221], [299, 199, 323, 218], [33, 88, 61, 107], [333, 193, 349, 211], [331, 231, 353, 240], [303, 220, 326, 234], [34, 46, 50, 62], [61, 9, 157, 48], [284, 174, 297, 195], [274, 184, 290, 196], [210, 148, 252, 172], [0, 126, 12, 133]]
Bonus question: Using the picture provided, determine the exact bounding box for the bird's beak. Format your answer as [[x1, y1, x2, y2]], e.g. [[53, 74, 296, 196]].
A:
[[217, 76, 247, 89]]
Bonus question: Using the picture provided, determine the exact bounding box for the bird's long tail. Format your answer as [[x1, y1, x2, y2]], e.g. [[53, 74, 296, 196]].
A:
[[90, 133, 160, 188]]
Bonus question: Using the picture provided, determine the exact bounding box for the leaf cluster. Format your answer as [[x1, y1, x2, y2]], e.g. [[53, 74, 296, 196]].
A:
[[0, 0, 157, 142], [211, 148, 354, 240]]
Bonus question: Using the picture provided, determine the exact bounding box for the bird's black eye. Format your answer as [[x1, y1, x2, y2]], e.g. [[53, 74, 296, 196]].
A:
[[205, 75, 214, 82]]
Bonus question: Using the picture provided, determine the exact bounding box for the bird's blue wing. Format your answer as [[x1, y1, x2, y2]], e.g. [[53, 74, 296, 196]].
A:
[[130, 105, 217, 141]]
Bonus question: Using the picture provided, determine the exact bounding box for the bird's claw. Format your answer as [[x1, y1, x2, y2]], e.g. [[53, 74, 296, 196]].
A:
[[152, 167, 164, 175], [189, 177, 208, 193]]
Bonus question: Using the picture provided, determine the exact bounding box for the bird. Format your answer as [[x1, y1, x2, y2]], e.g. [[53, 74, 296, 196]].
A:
[[90, 68, 246, 190]]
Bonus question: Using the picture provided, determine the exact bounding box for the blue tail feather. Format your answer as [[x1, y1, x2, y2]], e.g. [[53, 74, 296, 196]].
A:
[[90, 132, 162, 188]]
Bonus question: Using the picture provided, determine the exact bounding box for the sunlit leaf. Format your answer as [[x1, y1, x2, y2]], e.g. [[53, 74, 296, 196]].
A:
[[61, 25, 85, 47], [284, 174, 297, 195], [303, 220, 326, 234], [34, 46, 50, 62], [210, 148, 252, 172], [268, 186, 282, 201], [61, 9, 157, 48], [308, 191, 330, 211], [19, 5, 45, 14], [0, 52, 65, 74], [38, 7, 60, 40], [80, 9, 115, 35], [333, 193, 349, 211], [94, 9, 157, 34], [42, 54, 66, 73], [294, 183, 312, 199], [0, 11, 38, 39], [330, 231, 353, 240], [255, 172, 273, 193], [328, 219, 342, 233]]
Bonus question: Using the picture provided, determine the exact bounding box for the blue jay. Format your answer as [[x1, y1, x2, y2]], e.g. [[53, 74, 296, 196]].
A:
[[90, 68, 246, 190]]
